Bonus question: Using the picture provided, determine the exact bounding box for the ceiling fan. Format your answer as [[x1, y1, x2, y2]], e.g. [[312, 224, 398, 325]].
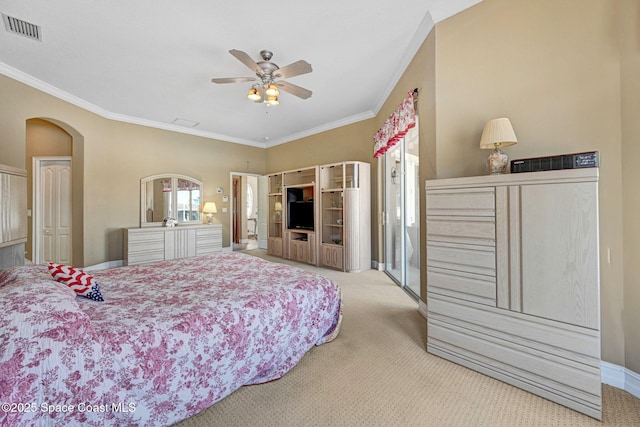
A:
[[211, 49, 313, 106]]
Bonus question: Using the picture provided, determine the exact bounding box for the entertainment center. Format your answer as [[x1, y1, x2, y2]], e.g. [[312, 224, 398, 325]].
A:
[[267, 161, 370, 272]]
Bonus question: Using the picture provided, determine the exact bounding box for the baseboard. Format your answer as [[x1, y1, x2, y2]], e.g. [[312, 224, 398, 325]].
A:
[[222, 246, 233, 253], [627, 366, 640, 397], [418, 300, 428, 319], [601, 361, 626, 389], [601, 361, 640, 398]]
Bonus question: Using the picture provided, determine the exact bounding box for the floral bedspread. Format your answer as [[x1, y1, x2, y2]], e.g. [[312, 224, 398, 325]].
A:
[[0, 253, 342, 426]]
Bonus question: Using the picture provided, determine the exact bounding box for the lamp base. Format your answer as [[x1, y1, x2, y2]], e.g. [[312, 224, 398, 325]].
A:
[[206, 213, 213, 225], [487, 149, 509, 174]]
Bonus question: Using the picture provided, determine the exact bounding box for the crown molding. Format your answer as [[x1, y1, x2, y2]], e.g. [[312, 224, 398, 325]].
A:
[[0, 62, 375, 148], [265, 110, 375, 148], [1, 61, 372, 150], [370, 0, 484, 116], [0, 61, 268, 148], [370, 12, 436, 116]]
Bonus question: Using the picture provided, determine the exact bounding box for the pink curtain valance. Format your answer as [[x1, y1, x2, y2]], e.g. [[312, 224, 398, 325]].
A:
[[373, 90, 416, 158]]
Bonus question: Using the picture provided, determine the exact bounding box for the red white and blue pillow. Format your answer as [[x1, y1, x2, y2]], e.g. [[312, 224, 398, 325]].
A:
[[48, 263, 104, 301]]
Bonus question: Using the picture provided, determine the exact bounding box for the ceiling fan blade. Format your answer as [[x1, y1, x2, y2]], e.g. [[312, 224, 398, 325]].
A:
[[229, 49, 264, 76], [277, 80, 312, 99], [211, 77, 256, 84], [273, 60, 312, 79]]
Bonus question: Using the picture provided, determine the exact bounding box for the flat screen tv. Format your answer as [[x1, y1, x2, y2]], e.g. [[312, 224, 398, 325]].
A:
[[288, 201, 314, 230]]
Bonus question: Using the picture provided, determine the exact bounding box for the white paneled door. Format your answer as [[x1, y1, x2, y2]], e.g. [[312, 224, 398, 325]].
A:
[[34, 158, 72, 264]]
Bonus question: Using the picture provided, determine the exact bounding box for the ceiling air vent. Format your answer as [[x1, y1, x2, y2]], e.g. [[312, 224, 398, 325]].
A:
[[171, 118, 199, 128], [2, 13, 41, 41]]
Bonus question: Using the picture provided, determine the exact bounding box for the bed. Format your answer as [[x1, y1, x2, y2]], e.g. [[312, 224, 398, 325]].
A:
[[0, 252, 342, 426]]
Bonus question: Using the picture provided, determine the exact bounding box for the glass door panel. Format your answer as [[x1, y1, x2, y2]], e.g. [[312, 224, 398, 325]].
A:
[[384, 123, 419, 300], [385, 144, 404, 285], [322, 191, 344, 245], [268, 194, 283, 238], [320, 164, 344, 190], [269, 173, 282, 193], [405, 128, 420, 297]]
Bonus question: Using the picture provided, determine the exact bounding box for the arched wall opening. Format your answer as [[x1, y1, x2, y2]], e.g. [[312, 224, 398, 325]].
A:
[[26, 118, 85, 266]]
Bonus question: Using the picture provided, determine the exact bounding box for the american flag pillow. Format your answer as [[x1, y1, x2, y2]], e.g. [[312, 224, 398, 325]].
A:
[[47, 263, 104, 301]]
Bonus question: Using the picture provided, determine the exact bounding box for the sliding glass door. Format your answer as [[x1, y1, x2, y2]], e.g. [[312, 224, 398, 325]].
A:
[[384, 124, 419, 299]]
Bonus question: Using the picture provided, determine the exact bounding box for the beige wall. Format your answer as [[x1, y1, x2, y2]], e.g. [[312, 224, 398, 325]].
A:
[[620, 0, 640, 374], [266, 120, 378, 174], [0, 75, 267, 266]]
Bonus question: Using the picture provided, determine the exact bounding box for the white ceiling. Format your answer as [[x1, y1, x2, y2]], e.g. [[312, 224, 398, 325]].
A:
[[0, 0, 481, 148]]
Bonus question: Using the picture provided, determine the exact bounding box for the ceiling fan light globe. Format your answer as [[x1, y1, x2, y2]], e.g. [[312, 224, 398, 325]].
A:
[[247, 88, 261, 101], [266, 83, 279, 97], [266, 95, 279, 106]]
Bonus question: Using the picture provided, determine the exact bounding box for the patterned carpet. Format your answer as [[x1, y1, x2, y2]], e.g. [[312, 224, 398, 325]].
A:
[[174, 250, 640, 426]]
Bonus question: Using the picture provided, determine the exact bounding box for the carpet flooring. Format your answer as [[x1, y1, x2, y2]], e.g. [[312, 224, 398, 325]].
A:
[[174, 250, 640, 426]]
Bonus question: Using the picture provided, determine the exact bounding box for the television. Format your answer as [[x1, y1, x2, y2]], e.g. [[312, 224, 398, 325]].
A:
[[288, 201, 314, 230]]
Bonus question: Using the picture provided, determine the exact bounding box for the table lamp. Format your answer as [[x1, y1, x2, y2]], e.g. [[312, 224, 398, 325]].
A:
[[479, 118, 518, 174], [202, 202, 217, 225]]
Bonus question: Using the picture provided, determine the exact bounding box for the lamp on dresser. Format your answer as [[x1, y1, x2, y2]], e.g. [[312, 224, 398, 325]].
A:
[[202, 202, 218, 225], [479, 118, 518, 174]]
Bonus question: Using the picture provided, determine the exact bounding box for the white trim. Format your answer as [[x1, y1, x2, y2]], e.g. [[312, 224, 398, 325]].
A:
[[264, 111, 375, 148], [1, 3, 485, 149], [627, 367, 640, 398], [601, 361, 626, 389], [32, 156, 72, 264], [0, 62, 265, 148], [370, 12, 435, 115], [418, 300, 428, 319], [0, 61, 372, 149], [229, 172, 264, 251], [601, 361, 640, 398]]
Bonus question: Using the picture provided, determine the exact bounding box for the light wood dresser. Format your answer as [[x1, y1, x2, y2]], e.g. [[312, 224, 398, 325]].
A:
[[0, 164, 27, 269], [426, 168, 601, 419], [124, 224, 222, 266]]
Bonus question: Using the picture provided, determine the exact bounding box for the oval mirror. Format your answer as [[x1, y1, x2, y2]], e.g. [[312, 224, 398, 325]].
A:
[[141, 174, 202, 226]]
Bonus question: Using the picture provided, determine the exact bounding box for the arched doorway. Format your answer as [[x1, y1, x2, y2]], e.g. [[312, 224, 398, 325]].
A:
[[26, 118, 84, 265]]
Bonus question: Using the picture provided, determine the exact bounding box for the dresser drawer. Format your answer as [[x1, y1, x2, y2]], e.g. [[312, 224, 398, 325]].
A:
[[427, 216, 495, 246], [125, 225, 222, 265], [427, 267, 496, 306], [426, 188, 495, 217], [427, 241, 495, 277]]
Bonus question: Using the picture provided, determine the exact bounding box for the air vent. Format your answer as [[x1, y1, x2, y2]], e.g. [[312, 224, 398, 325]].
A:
[[3, 14, 41, 41], [171, 118, 199, 128]]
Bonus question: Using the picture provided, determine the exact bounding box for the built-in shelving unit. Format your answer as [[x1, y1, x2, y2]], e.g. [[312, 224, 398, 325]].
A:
[[319, 162, 370, 272], [266, 161, 370, 272], [267, 173, 284, 257], [282, 166, 318, 266]]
